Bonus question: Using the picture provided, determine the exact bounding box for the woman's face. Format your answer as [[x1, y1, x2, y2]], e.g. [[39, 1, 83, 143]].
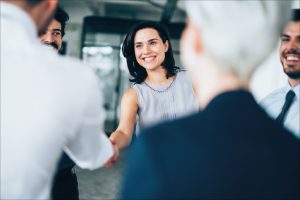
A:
[[134, 28, 169, 71]]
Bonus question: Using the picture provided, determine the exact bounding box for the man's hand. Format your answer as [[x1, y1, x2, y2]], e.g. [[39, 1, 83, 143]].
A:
[[103, 139, 119, 168]]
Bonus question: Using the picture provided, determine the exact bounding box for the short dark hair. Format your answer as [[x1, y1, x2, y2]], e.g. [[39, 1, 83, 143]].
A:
[[291, 9, 300, 22], [26, 0, 42, 7], [122, 21, 179, 84], [54, 6, 69, 37]]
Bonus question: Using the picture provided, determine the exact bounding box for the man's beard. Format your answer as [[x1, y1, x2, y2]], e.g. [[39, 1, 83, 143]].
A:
[[281, 48, 300, 79], [284, 69, 300, 79], [43, 41, 59, 50]]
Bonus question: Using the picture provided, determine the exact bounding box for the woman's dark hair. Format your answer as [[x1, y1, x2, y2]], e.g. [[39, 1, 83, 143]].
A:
[[122, 21, 179, 84]]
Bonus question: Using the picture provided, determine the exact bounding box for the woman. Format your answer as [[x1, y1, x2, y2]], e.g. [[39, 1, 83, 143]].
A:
[[109, 21, 198, 155]]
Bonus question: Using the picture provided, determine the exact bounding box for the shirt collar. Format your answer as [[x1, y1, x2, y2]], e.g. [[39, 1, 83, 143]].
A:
[[1, 2, 37, 41], [285, 82, 300, 100], [291, 84, 300, 100]]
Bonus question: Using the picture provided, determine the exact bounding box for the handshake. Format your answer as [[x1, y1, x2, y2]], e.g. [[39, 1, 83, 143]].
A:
[[103, 139, 120, 168]]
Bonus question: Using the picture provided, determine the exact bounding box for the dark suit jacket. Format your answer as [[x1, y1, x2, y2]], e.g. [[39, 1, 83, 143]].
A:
[[56, 152, 75, 172], [121, 90, 300, 199]]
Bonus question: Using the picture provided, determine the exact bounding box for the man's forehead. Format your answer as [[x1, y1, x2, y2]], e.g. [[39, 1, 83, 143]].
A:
[[47, 19, 62, 30], [283, 21, 300, 35]]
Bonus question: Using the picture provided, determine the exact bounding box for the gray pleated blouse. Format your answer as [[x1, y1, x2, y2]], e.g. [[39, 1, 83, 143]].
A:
[[132, 70, 198, 135]]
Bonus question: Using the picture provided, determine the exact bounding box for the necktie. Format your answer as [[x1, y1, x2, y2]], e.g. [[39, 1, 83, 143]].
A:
[[276, 90, 295, 124]]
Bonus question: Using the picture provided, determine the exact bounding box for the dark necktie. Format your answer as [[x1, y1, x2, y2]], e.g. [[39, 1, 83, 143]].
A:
[[276, 90, 295, 124]]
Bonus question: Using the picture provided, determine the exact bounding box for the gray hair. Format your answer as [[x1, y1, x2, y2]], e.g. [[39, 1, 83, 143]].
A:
[[185, 1, 292, 80]]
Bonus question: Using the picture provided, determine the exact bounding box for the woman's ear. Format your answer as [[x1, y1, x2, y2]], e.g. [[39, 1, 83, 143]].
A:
[[164, 40, 169, 53]]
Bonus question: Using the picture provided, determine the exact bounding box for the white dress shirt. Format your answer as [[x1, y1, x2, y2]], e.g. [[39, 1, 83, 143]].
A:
[[260, 83, 300, 138], [0, 2, 113, 199]]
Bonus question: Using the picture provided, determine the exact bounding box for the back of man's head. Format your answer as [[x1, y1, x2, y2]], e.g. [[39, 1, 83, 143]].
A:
[[185, 1, 291, 80], [3, 0, 43, 8], [25, 0, 43, 7], [3, 0, 58, 36]]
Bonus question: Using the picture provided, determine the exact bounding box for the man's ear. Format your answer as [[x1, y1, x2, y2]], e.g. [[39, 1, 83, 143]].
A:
[[32, 0, 57, 33], [34, 0, 58, 17], [180, 20, 203, 69], [39, 0, 58, 15]]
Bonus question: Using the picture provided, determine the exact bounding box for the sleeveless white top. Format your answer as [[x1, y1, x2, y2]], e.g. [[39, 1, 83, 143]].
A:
[[132, 70, 198, 135]]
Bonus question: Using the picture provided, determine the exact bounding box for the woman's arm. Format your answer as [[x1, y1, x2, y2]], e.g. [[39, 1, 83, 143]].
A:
[[110, 88, 138, 150]]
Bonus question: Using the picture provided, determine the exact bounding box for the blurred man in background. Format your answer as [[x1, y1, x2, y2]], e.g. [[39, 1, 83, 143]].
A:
[[1, 0, 116, 199], [261, 9, 300, 138], [39, 6, 68, 53], [121, 1, 300, 199], [39, 6, 80, 200]]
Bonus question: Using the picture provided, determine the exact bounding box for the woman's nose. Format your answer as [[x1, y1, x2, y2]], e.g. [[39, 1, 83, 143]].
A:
[[142, 45, 151, 54]]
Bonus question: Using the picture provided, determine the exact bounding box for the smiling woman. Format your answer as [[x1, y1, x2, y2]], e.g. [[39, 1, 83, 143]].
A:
[[105, 21, 198, 167], [122, 21, 179, 84], [134, 28, 168, 73]]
